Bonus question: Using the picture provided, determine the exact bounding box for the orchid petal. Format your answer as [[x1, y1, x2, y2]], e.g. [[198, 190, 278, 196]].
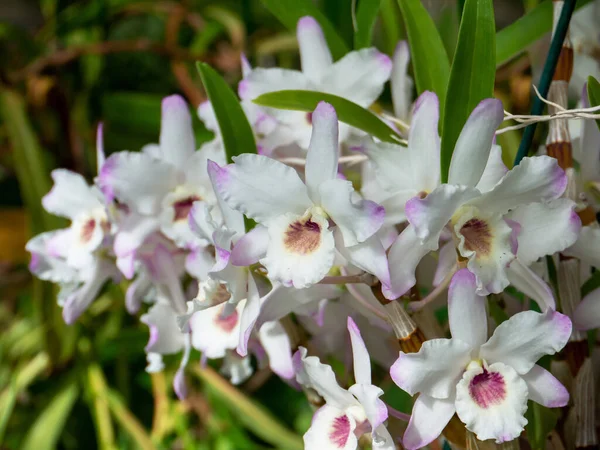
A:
[[448, 99, 504, 187], [522, 364, 569, 408], [303, 405, 358, 450], [320, 178, 385, 246], [475, 145, 507, 193], [507, 199, 581, 266], [470, 156, 567, 215], [296, 16, 333, 82], [407, 91, 441, 192], [403, 395, 455, 450], [43, 169, 103, 219], [209, 155, 312, 224], [563, 225, 600, 268], [384, 224, 438, 299], [506, 259, 556, 311], [230, 225, 269, 266], [573, 287, 600, 331], [390, 338, 471, 399], [348, 383, 388, 432], [294, 346, 358, 409], [406, 185, 480, 243], [305, 102, 339, 204], [141, 301, 186, 354], [159, 95, 195, 170], [391, 40, 413, 121], [480, 310, 572, 374], [99, 151, 179, 214], [433, 240, 456, 287], [347, 317, 371, 384], [448, 269, 488, 349], [259, 321, 295, 380]]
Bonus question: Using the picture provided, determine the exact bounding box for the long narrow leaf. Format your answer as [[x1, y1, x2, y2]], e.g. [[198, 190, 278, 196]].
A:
[[396, 0, 450, 110], [193, 366, 303, 450], [440, 0, 496, 182], [21, 382, 79, 450], [0, 88, 61, 233], [496, 0, 593, 66], [259, 0, 349, 59], [87, 364, 117, 450], [106, 389, 156, 450], [253, 90, 403, 144], [0, 353, 50, 443], [354, 0, 383, 49], [197, 63, 257, 163]]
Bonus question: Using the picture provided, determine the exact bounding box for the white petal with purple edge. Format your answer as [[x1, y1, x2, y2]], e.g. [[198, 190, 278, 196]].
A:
[[403, 395, 455, 450], [230, 225, 269, 266], [384, 224, 438, 299], [475, 145, 508, 193], [321, 49, 392, 107], [448, 99, 504, 188], [347, 317, 372, 384], [190, 300, 244, 359], [573, 287, 600, 331], [210, 155, 312, 224], [506, 259, 556, 311], [98, 151, 179, 215], [470, 156, 567, 215], [294, 347, 358, 409], [407, 185, 480, 243], [348, 383, 387, 431], [305, 102, 339, 204], [507, 199, 581, 265], [159, 95, 195, 170], [296, 16, 333, 82], [563, 225, 600, 268], [407, 91, 441, 192], [448, 269, 488, 348], [390, 338, 471, 399], [320, 178, 384, 246], [43, 169, 103, 219], [433, 240, 456, 287], [480, 310, 572, 374], [141, 302, 186, 354], [521, 364, 569, 408], [391, 40, 413, 121], [258, 321, 295, 380]]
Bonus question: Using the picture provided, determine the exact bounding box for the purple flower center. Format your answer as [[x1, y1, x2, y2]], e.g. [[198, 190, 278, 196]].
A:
[[214, 308, 239, 333], [469, 369, 506, 408], [284, 218, 321, 254], [329, 414, 351, 448], [460, 218, 492, 255], [174, 196, 201, 221]]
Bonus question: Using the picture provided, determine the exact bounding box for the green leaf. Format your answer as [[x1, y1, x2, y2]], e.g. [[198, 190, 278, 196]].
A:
[[259, 0, 349, 59], [106, 389, 156, 450], [496, 0, 593, 66], [396, 0, 450, 110], [197, 63, 257, 163], [193, 366, 303, 450], [525, 401, 559, 450], [0, 353, 50, 443], [0, 88, 62, 233], [379, 0, 404, 55], [253, 90, 403, 145], [21, 382, 79, 450], [86, 365, 117, 450], [587, 76, 600, 132], [354, 0, 383, 49], [440, 0, 496, 183]]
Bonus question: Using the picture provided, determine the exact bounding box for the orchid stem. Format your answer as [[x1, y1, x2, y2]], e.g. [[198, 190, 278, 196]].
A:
[[408, 266, 457, 312], [386, 404, 411, 422]]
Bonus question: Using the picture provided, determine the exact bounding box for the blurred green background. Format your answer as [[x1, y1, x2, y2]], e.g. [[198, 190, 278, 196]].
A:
[[0, 0, 559, 448]]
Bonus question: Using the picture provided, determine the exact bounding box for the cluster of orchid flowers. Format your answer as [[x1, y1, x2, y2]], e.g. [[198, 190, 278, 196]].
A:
[[26, 16, 600, 449]]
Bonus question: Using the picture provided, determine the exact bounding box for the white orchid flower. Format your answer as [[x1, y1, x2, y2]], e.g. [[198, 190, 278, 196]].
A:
[[209, 101, 389, 290], [391, 269, 571, 447], [294, 317, 395, 450]]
